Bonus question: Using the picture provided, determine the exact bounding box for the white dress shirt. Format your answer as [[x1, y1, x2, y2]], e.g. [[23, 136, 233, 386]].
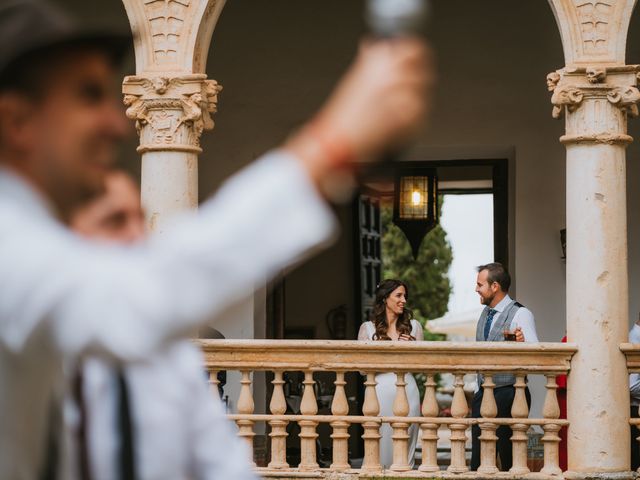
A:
[[486, 294, 539, 343], [75, 341, 256, 480], [0, 151, 336, 479], [629, 324, 640, 406]]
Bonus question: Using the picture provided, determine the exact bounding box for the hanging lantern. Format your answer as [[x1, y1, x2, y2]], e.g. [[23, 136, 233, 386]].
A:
[[393, 168, 438, 259]]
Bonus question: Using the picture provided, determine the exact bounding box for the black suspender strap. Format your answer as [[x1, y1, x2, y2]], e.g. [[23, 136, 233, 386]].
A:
[[72, 368, 93, 480], [39, 397, 60, 480], [116, 369, 137, 480]]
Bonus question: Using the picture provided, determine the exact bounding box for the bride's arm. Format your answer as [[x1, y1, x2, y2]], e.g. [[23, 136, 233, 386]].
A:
[[413, 320, 424, 341], [357, 322, 370, 341], [357, 323, 371, 376]]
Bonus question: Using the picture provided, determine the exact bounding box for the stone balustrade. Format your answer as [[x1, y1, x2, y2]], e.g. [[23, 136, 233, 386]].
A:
[[621, 342, 640, 474], [198, 339, 575, 478]]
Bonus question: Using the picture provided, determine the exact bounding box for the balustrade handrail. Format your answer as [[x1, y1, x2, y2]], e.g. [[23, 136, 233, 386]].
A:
[[196, 339, 576, 373], [621, 342, 640, 371]]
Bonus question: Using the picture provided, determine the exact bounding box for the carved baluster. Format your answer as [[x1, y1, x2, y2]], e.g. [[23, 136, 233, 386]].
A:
[[389, 372, 411, 472], [448, 374, 469, 473], [419, 374, 440, 473], [361, 372, 382, 473], [478, 374, 499, 475], [298, 371, 319, 471], [541, 374, 562, 476], [330, 371, 350, 471], [268, 371, 289, 469], [208, 369, 220, 399], [237, 370, 256, 466], [510, 374, 530, 475]]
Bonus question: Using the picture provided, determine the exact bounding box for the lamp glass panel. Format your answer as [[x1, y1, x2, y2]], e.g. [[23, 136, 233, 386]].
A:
[[399, 176, 429, 219]]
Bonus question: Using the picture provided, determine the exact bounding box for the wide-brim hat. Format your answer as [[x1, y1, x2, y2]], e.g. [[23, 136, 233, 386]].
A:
[[0, 0, 132, 79]]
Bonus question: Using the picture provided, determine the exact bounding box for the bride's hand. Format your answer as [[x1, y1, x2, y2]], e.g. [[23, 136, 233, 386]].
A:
[[399, 334, 415, 341]]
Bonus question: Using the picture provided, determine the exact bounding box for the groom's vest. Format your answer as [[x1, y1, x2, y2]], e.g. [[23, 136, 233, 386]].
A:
[[475, 300, 522, 388]]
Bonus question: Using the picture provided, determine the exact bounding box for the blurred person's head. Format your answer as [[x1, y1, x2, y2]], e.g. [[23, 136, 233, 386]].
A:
[[0, 0, 131, 219], [70, 170, 145, 245]]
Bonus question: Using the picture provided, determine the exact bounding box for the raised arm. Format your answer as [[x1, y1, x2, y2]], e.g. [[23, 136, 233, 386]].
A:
[[0, 39, 432, 362], [0, 152, 333, 360]]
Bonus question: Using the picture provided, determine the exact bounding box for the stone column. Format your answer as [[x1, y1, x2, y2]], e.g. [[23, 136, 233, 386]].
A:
[[121, 0, 225, 232], [547, 1, 639, 476]]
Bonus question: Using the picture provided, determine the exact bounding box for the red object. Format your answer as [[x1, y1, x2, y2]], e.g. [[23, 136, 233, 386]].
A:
[[558, 335, 568, 471]]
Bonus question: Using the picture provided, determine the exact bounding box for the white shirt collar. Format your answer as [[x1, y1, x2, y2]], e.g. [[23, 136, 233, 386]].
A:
[[493, 294, 513, 313], [630, 323, 640, 343], [0, 165, 58, 220]]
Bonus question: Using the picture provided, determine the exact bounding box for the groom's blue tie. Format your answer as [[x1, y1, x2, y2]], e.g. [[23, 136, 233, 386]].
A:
[[483, 308, 497, 340]]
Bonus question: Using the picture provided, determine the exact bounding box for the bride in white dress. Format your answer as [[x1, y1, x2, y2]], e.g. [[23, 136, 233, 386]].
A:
[[357, 279, 423, 469]]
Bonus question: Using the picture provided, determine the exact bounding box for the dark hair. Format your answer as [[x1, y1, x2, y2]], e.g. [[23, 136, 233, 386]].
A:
[[369, 279, 414, 341], [0, 42, 123, 97], [477, 262, 511, 292]]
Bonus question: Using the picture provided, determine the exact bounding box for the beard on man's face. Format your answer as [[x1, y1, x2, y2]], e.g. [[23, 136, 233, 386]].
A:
[[480, 292, 494, 306]]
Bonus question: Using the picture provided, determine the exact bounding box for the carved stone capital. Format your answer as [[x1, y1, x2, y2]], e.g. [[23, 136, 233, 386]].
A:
[[586, 66, 607, 84], [549, 67, 640, 120], [551, 86, 584, 119], [551, 83, 640, 119], [549, 69, 639, 145], [122, 75, 222, 153], [607, 85, 640, 117], [546, 71, 561, 92]]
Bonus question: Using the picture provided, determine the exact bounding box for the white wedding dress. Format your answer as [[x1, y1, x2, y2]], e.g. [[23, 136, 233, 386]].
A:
[[358, 319, 422, 469]]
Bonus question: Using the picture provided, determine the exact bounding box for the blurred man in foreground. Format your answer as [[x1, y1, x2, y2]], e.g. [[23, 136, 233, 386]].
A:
[[68, 171, 255, 480], [0, 0, 432, 477]]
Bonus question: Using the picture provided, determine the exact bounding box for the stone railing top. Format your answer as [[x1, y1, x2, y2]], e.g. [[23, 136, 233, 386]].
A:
[[620, 342, 640, 371], [196, 339, 576, 374]]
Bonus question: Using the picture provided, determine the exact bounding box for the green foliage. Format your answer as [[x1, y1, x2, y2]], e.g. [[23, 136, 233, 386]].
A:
[[380, 201, 453, 329]]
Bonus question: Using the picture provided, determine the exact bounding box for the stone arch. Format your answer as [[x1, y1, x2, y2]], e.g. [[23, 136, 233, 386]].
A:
[[121, 0, 226, 75], [547, 0, 637, 66]]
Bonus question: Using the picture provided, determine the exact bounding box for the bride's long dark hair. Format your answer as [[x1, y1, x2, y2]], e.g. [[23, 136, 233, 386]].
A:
[[370, 279, 414, 341]]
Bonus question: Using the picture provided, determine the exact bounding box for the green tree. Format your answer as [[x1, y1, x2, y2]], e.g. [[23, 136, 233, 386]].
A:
[[380, 199, 452, 336]]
